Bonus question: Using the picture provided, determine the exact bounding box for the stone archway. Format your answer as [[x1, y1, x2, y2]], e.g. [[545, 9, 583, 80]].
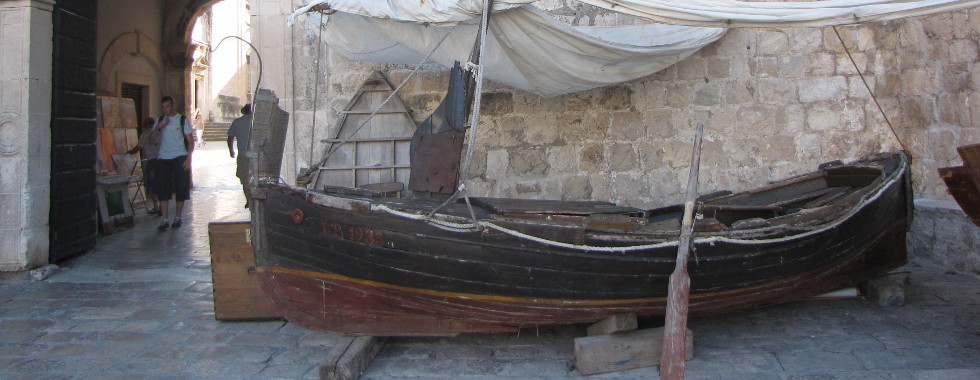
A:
[[160, 0, 227, 116], [96, 31, 166, 96]]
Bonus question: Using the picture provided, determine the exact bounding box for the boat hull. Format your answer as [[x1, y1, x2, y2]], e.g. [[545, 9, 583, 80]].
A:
[[252, 154, 910, 336]]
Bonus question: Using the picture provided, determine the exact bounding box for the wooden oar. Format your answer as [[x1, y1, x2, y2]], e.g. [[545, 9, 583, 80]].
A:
[[661, 123, 704, 379]]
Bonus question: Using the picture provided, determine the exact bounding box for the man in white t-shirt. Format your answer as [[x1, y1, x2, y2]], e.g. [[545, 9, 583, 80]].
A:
[[153, 96, 194, 231]]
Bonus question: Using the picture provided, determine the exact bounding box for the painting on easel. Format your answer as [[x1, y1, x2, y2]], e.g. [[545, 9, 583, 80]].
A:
[[95, 97, 139, 176]]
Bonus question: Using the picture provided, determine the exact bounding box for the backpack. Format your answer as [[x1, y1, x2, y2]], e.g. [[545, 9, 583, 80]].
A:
[[157, 114, 190, 150]]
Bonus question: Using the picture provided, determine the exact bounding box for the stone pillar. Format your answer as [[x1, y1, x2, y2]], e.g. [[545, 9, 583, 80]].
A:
[[163, 42, 195, 114], [0, 0, 54, 271]]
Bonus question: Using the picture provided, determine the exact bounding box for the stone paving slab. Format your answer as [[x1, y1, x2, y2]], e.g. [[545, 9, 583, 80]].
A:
[[1, 145, 979, 379]]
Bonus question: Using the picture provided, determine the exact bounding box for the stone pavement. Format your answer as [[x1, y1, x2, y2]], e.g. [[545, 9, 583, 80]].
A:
[[2, 144, 979, 379]]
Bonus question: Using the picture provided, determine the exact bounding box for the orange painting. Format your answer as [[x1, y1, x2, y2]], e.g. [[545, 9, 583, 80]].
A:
[[95, 97, 140, 175], [96, 96, 138, 129]]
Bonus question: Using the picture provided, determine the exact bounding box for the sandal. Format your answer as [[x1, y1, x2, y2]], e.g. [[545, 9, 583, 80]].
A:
[[147, 208, 161, 215]]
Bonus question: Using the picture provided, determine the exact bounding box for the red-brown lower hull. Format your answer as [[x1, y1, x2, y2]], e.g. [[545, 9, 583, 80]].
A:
[[256, 218, 907, 336]]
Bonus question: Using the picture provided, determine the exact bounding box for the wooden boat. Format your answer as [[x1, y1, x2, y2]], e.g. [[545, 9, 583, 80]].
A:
[[249, 88, 911, 335], [248, 4, 917, 337], [938, 144, 980, 227]]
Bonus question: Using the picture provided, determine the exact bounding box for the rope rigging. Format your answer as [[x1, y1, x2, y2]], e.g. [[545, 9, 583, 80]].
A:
[[423, 0, 496, 224], [831, 26, 909, 154]]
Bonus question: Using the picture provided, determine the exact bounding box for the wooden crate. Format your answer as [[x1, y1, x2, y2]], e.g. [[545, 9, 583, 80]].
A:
[[208, 210, 281, 320]]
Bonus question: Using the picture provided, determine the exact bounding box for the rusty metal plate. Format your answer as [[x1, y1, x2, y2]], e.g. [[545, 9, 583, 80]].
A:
[[408, 131, 465, 194], [958, 143, 980, 192], [939, 166, 980, 227]]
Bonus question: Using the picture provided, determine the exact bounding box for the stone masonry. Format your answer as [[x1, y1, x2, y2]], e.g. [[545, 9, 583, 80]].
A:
[[911, 199, 980, 274], [293, 5, 980, 205], [0, 0, 53, 271]]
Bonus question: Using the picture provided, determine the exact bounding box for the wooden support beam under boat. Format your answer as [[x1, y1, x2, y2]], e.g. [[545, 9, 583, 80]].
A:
[[575, 327, 693, 376], [319, 336, 387, 380], [586, 313, 638, 336], [860, 272, 910, 307]]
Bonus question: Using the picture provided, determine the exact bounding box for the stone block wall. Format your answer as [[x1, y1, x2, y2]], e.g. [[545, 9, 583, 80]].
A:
[[911, 200, 980, 275], [257, 2, 979, 272], [279, 5, 979, 209]]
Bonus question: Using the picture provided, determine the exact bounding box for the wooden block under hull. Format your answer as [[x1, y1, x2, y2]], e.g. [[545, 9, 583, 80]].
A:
[[319, 336, 386, 380], [861, 272, 909, 307], [587, 313, 638, 336], [209, 211, 281, 320], [574, 327, 693, 375]]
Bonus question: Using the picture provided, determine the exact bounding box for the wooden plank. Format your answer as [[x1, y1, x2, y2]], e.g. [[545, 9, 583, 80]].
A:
[[318, 164, 411, 171], [701, 205, 779, 227], [719, 172, 826, 206], [209, 211, 281, 320], [938, 166, 980, 227], [319, 336, 386, 380], [574, 327, 693, 376], [958, 143, 980, 192], [800, 187, 851, 208], [468, 197, 645, 216], [825, 174, 881, 188], [339, 111, 413, 115], [587, 313, 638, 336], [322, 137, 412, 143], [359, 182, 404, 193], [322, 182, 404, 198]]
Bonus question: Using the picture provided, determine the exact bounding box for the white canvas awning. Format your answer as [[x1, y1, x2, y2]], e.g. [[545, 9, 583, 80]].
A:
[[291, 0, 979, 27], [306, 7, 726, 97], [577, 0, 980, 27], [288, 0, 534, 25], [287, 0, 978, 96]]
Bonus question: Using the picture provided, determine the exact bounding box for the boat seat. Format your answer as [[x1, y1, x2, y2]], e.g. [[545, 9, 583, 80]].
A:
[[823, 166, 882, 187], [699, 204, 783, 226], [322, 182, 404, 198], [468, 197, 647, 218]]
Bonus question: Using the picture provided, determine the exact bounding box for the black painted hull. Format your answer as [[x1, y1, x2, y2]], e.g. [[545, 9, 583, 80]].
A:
[[252, 153, 910, 336]]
